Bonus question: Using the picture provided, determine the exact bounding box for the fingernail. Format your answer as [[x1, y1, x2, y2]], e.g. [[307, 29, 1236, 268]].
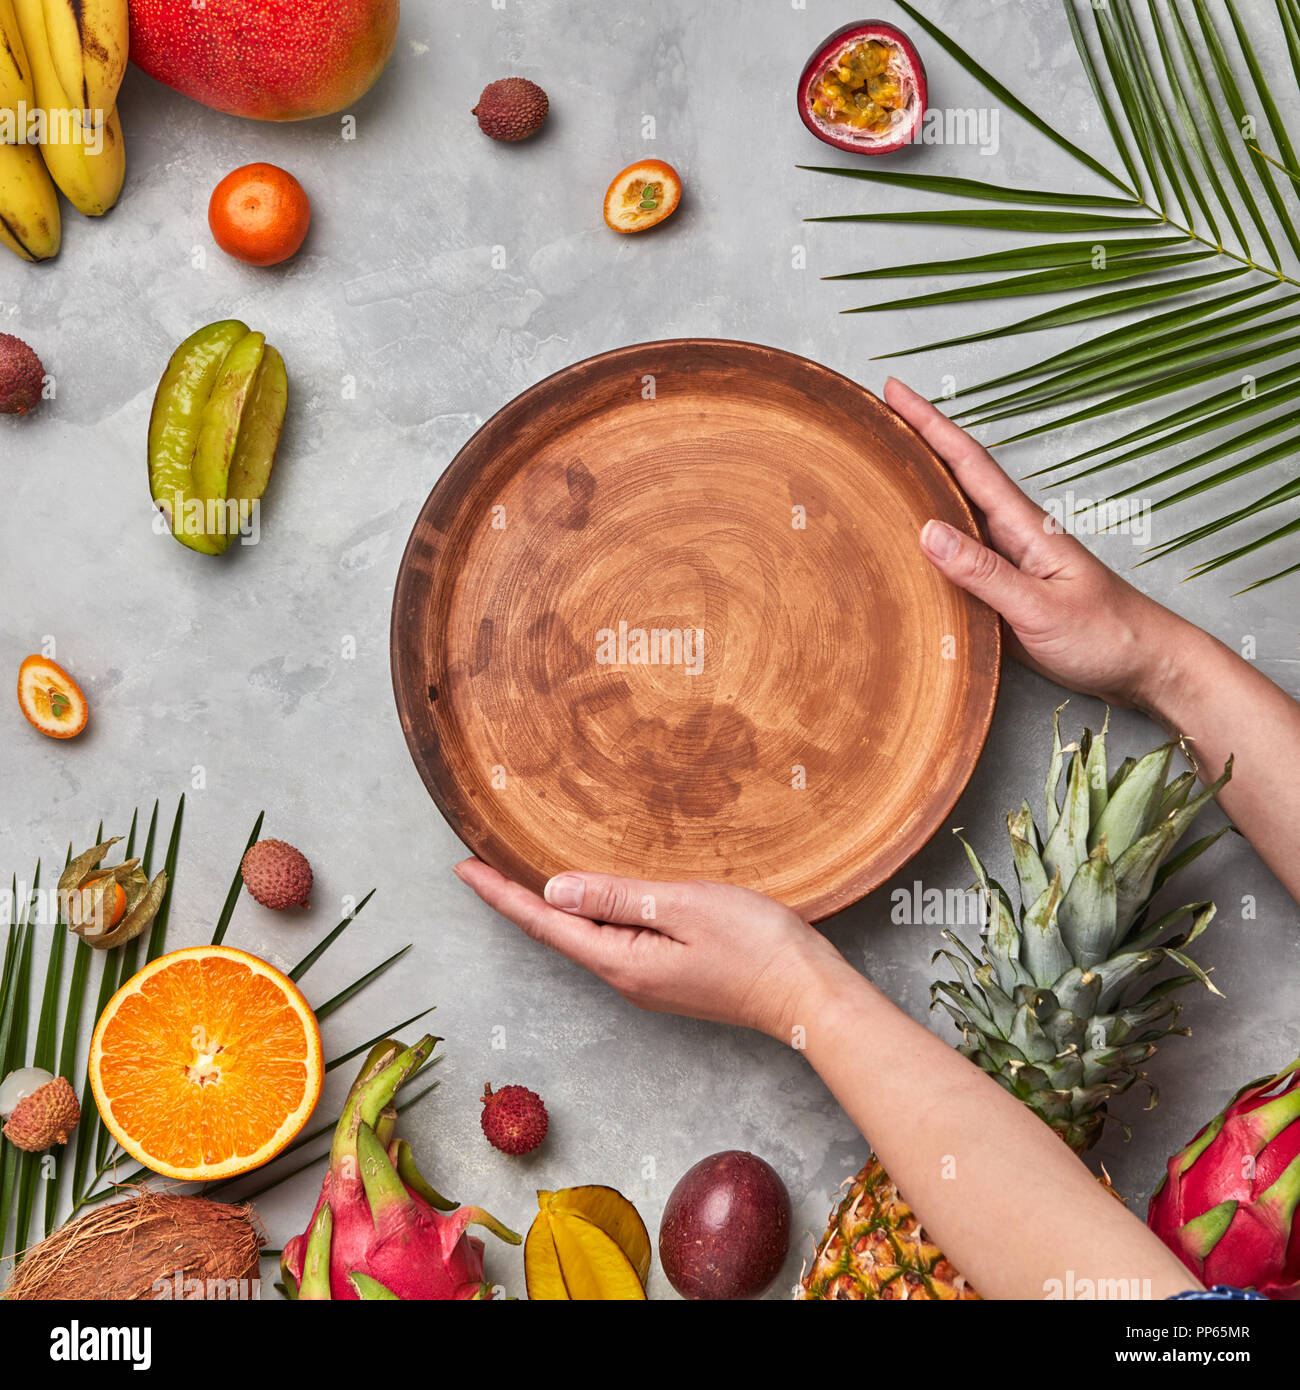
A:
[[544, 874, 584, 911], [451, 861, 469, 881], [922, 519, 960, 560]]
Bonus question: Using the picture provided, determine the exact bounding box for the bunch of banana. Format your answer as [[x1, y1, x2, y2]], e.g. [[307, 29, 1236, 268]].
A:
[[0, 0, 127, 261]]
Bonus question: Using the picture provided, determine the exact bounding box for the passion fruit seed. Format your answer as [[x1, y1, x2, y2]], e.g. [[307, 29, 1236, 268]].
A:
[[812, 40, 905, 135]]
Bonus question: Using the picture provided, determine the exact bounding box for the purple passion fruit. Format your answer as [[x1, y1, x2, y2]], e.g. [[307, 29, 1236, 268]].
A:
[[658, 1150, 791, 1300], [798, 21, 927, 155]]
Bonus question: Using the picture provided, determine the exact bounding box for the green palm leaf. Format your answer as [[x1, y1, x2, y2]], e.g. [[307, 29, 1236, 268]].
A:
[[1141, 476, 1300, 562], [807, 209, 1164, 232], [1167, 0, 1279, 265], [1147, 432, 1300, 514], [810, 0, 1300, 585], [1038, 360, 1300, 475], [873, 267, 1248, 359], [958, 307, 1300, 421], [1149, 0, 1250, 254], [842, 250, 1219, 315], [1193, 0, 1300, 263], [1231, 549, 1300, 592], [1064, 0, 1143, 193], [891, 0, 1138, 196], [2, 800, 440, 1275], [797, 165, 1137, 207], [827, 237, 1191, 281], [977, 332, 1300, 441], [1055, 378, 1300, 488], [945, 282, 1284, 404]]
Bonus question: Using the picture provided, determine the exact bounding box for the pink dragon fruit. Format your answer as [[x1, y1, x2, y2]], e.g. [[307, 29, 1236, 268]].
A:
[[1148, 1056, 1300, 1299], [281, 1035, 520, 1301]]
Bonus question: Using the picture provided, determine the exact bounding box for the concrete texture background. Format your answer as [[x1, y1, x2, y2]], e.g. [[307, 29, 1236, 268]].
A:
[[3, 0, 1298, 1298]]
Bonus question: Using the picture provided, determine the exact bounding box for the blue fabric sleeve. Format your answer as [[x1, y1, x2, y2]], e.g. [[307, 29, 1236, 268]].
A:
[[1168, 1285, 1267, 1301]]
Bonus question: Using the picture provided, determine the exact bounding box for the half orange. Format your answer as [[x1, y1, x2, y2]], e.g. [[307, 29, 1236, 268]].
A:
[[90, 945, 323, 1181]]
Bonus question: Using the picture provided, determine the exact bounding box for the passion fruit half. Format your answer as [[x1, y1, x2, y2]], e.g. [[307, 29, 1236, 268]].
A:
[[798, 21, 927, 155]]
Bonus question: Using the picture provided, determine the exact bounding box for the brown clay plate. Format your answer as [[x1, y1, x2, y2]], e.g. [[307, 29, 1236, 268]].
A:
[[391, 340, 1000, 922]]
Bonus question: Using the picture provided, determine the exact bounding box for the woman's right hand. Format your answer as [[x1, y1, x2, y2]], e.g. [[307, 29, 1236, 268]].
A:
[[884, 378, 1196, 713]]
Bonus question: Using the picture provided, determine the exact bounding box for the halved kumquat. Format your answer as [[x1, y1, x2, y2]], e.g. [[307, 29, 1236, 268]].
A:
[[603, 159, 682, 233], [90, 945, 323, 1182], [18, 654, 88, 738]]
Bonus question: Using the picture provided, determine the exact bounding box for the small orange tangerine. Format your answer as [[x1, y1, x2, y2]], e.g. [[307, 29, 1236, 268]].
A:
[[208, 162, 312, 267]]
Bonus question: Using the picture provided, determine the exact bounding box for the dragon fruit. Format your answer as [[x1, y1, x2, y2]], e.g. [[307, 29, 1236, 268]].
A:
[[281, 1035, 520, 1301], [1148, 1056, 1300, 1299]]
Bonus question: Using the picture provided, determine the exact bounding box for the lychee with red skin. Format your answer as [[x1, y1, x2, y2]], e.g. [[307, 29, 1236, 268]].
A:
[[241, 839, 312, 910], [480, 1082, 548, 1154], [472, 78, 549, 142], [2, 1076, 80, 1151], [0, 334, 45, 416]]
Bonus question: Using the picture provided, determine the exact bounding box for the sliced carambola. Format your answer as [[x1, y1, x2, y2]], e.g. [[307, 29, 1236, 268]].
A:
[[522, 1187, 651, 1300], [147, 318, 248, 541], [227, 344, 288, 506], [191, 330, 267, 554]]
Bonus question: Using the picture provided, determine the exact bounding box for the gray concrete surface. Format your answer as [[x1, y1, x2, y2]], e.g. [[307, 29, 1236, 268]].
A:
[[3, 0, 1298, 1299]]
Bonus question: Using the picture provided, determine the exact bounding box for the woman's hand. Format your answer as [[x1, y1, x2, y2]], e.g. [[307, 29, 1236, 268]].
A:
[[888, 377, 1300, 902], [452, 860, 854, 1040], [884, 377, 1194, 712]]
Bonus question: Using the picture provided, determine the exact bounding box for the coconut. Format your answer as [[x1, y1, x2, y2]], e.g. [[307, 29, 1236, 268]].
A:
[[4, 1194, 262, 1300]]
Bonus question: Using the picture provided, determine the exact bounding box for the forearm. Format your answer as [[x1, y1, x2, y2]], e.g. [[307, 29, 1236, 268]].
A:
[[1137, 618, 1300, 903], [799, 961, 1197, 1300]]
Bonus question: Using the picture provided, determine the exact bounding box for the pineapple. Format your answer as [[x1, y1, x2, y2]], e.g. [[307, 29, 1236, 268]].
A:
[[801, 1158, 980, 1299], [801, 708, 1232, 1299]]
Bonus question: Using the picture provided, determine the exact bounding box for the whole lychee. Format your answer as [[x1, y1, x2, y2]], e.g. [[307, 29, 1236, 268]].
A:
[[480, 1082, 548, 1154], [0, 333, 45, 416], [241, 839, 312, 910], [2, 1076, 80, 1151], [472, 78, 549, 142]]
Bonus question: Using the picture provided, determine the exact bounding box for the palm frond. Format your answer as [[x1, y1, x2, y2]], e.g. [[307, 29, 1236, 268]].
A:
[[2, 801, 432, 1276], [808, 0, 1300, 585]]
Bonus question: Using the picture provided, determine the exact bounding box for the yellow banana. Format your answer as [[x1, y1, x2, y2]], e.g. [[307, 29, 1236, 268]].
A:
[[40, 0, 127, 120], [11, 0, 123, 215], [0, 136, 60, 260], [0, 0, 35, 128]]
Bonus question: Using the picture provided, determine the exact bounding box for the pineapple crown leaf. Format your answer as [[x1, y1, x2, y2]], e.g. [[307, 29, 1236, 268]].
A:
[[1153, 826, 1231, 894], [1127, 900, 1216, 954], [1090, 740, 1177, 855], [1044, 703, 1070, 838], [1163, 947, 1223, 997], [936, 712, 1234, 1149], [936, 929, 981, 971]]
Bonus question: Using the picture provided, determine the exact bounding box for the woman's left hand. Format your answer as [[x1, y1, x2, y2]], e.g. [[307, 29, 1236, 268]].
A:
[[452, 860, 853, 1041]]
